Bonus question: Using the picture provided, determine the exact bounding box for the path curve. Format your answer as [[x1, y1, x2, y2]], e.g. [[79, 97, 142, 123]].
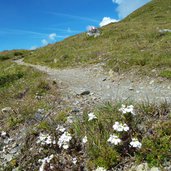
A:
[[15, 59, 171, 103]]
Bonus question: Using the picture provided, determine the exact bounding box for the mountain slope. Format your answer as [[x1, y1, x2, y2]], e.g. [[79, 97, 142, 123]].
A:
[[125, 0, 171, 22], [25, 0, 171, 76]]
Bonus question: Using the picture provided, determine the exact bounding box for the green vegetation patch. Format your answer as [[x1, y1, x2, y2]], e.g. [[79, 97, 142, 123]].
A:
[[0, 50, 29, 61], [0, 72, 24, 87], [4, 100, 170, 170], [160, 70, 171, 79], [72, 102, 171, 170], [0, 60, 59, 130]]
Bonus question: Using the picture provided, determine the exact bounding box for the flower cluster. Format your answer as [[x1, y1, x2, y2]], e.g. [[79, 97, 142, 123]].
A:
[[107, 134, 121, 145], [36, 133, 56, 146], [57, 132, 72, 149], [119, 104, 135, 115], [38, 154, 54, 171], [113, 122, 129, 132], [94, 166, 107, 171], [130, 138, 142, 148], [56, 125, 66, 133], [88, 112, 97, 121]]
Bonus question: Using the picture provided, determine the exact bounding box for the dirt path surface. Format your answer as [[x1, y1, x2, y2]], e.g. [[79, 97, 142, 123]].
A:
[[15, 59, 171, 103]]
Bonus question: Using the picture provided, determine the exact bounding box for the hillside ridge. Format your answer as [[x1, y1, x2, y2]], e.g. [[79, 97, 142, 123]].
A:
[[24, 0, 171, 78]]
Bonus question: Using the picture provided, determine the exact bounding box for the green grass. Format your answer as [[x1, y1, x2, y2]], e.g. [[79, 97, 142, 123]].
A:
[[159, 70, 171, 79], [24, 0, 171, 77], [9, 101, 170, 170], [0, 50, 29, 61], [0, 60, 59, 130], [138, 121, 171, 167], [71, 102, 171, 169]]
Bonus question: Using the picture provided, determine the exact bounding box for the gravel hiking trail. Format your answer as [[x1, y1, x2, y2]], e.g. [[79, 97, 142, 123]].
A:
[[15, 59, 171, 103]]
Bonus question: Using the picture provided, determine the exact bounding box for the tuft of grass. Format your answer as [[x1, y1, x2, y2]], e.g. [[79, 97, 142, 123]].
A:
[[72, 101, 171, 169], [0, 50, 29, 61], [0, 72, 24, 87], [159, 70, 171, 79], [137, 120, 171, 167], [37, 120, 51, 131], [53, 110, 69, 123], [0, 60, 59, 130]]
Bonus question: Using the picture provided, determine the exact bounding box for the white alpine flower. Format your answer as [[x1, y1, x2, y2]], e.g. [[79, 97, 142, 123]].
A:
[[130, 138, 142, 149], [113, 122, 123, 132], [82, 136, 88, 144], [107, 134, 121, 145], [113, 122, 129, 132], [57, 132, 72, 149], [88, 112, 97, 121], [36, 133, 53, 145], [38, 154, 54, 171], [56, 125, 66, 133], [119, 104, 135, 115], [123, 123, 129, 131]]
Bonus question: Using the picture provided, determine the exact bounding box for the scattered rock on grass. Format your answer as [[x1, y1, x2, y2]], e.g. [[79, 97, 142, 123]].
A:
[[128, 163, 161, 171], [1, 107, 12, 113]]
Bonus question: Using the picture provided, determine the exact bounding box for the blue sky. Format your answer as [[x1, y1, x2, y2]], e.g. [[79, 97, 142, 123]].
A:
[[0, 0, 150, 51]]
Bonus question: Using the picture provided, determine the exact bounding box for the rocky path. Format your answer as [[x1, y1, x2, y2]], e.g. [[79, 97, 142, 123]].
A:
[[15, 59, 171, 103]]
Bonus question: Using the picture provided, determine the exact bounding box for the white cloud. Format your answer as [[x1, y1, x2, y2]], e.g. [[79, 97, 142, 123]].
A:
[[99, 17, 118, 27], [112, 0, 151, 19], [41, 33, 58, 46], [41, 39, 48, 45], [48, 33, 57, 40], [112, 0, 122, 3], [30, 46, 37, 50]]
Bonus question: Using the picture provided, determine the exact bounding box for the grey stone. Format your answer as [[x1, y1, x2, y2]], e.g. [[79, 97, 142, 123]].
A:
[[12, 167, 20, 171], [71, 108, 80, 113], [129, 87, 134, 91], [9, 146, 19, 154], [129, 163, 149, 171], [159, 29, 171, 33], [4, 138, 13, 144], [4, 154, 13, 162], [37, 108, 45, 114], [34, 113, 43, 121], [150, 167, 160, 171], [136, 163, 149, 171], [80, 91, 90, 95], [1, 107, 12, 113]]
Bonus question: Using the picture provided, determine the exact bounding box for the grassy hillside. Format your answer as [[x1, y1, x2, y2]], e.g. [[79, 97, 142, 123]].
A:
[[124, 0, 171, 22], [24, 0, 171, 77], [0, 56, 59, 131]]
